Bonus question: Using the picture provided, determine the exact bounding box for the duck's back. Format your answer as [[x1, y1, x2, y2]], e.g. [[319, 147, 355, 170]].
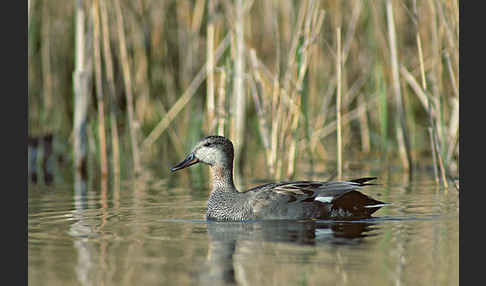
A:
[[245, 178, 385, 220]]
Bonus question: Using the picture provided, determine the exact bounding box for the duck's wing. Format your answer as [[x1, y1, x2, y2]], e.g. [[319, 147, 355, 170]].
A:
[[248, 177, 385, 219], [249, 177, 378, 204]]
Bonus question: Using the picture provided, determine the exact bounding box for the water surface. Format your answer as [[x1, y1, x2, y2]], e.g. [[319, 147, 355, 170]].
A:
[[28, 172, 458, 286]]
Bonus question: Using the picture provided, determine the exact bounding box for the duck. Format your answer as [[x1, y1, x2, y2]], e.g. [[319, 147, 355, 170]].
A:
[[170, 135, 387, 221]]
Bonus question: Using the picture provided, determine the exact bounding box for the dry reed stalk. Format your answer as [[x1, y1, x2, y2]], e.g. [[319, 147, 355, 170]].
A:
[[270, 80, 281, 178], [358, 94, 371, 153], [284, 0, 322, 177], [130, 5, 186, 159], [113, 167, 120, 209], [287, 3, 324, 177], [311, 78, 336, 150], [230, 45, 281, 172], [415, 1, 456, 179], [217, 69, 227, 136], [311, 1, 360, 143], [142, 33, 231, 151], [93, 0, 108, 178], [231, 0, 246, 185], [249, 49, 271, 159], [176, 1, 193, 88], [286, 94, 302, 176], [342, 0, 362, 65], [132, 5, 153, 125], [282, 0, 307, 92], [336, 27, 343, 180], [273, 13, 281, 80], [73, 0, 91, 176], [241, 0, 324, 178], [434, 130, 449, 188], [444, 50, 458, 99], [435, 0, 457, 55], [416, 33, 427, 89], [99, 0, 120, 178], [192, 0, 206, 33], [386, 0, 412, 171], [446, 96, 459, 164], [402, 66, 449, 186], [41, 1, 53, 124], [428, 127, 440, 184], [247, 76, 270, 149], [274, 0, 306, 172], [307, 96, 380, 144], [114, 0, 141, 174], [400, 66, 429, 110], [412, 0, 427, 91], [446, 130, 459, 174], [444, 50, 459, 164], [427, 0, 446, 150], [206, 0, 215, 134]]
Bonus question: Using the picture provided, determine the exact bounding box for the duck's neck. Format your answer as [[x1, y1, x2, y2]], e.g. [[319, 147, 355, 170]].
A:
[[210, 164, 237, 192]]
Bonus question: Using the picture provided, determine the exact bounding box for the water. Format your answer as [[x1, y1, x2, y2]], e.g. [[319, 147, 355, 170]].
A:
[[28, 171, 459, 286]]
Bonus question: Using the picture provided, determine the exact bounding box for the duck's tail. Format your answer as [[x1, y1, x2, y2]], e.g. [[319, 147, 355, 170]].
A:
[[329, 190, 387, 218], [323, 177, 388, 218], [348, 177, 379, 186]]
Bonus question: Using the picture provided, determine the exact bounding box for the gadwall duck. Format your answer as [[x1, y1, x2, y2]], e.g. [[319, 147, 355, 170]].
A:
[[171, 136, 387, 221]]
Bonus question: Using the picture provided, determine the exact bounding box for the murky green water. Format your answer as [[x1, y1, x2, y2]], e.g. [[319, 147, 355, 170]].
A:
[[28, 170, 458, 286]]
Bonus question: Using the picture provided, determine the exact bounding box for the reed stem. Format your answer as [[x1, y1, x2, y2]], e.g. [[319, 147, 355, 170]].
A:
[[73, 0, 91, 177], [386, 0, 412, 172], [434, 129, 449, 188], [428, 127, 440, 184], [358, 94, 371, 153], [93, 0, 108, 178], [206, 0, 216, 134], [217, 69, 227, 136], [99, 0, 120, 178], [336, 27, 342, 180], [114, 0, 141, 174], [41, 1, 53, 125], [206, 9, 215, 134], [231, 0, 246, 187]]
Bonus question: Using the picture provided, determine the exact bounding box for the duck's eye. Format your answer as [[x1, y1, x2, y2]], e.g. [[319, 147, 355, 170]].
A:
[[203, 142, 212, 147]]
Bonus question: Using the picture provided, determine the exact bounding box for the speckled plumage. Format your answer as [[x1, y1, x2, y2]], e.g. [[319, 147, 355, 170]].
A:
[[171, 136, 386, 221]]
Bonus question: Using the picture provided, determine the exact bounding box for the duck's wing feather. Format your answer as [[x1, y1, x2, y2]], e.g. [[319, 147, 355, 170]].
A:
[[248, 177, 378, 203], [247, 177, 385, 219]]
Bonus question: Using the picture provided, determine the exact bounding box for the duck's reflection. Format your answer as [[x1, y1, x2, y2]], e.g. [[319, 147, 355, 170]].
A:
[[198, 220, 377, 285]]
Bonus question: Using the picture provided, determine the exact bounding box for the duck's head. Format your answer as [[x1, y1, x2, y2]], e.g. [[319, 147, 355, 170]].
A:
[[170, 136, 234, 172]]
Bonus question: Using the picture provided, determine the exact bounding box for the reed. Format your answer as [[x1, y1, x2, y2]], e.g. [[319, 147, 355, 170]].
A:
[[99, 0, 120, 179], [249, 49, 271, 168], [114, 0, 141, 175], [28, 0, 458, 185], [216, 68, 227, 136], [41, 0, 53, 127], [386, 0, 412, 172], [141, 32, 231, 151], [231, 0, 246, 185], [428, 127, 440, 184], [336, 27, 342, 180], [244, 0, 325, 179], [72, 0, 91, 177], [92, 0, 108, 179], [206, 0, 216, 134]]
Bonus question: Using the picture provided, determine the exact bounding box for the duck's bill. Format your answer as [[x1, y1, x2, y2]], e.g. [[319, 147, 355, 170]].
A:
[[170, 153, 200, 172]]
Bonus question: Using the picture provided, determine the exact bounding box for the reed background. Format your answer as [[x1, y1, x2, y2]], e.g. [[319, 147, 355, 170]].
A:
[[28, 0, 459, 186]]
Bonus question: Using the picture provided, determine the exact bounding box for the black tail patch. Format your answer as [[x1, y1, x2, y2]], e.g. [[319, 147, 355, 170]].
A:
[[349, 177, 378, 186], [330, 190, 385, 218]]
